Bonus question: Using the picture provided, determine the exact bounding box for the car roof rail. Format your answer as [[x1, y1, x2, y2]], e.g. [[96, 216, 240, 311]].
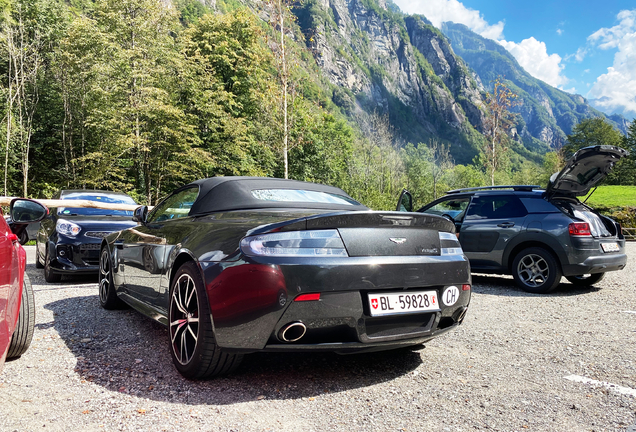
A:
[[446, 185, 542, 194]]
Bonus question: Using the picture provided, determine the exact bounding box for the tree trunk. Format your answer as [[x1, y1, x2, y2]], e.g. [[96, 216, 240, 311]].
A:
[[280, 0, 289, 179]]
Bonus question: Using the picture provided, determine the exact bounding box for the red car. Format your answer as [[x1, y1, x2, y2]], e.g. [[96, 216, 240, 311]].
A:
[[0, 199, 48, 372]]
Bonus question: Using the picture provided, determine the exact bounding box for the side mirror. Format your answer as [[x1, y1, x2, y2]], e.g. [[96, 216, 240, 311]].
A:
[[10, 199, 48, 223], [132, 206, 148, 224], [396, 189, 413, 212]]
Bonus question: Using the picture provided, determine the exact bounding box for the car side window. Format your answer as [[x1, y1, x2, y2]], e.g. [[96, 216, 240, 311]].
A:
[[147, 187, 200, 223], [424, 199, 470, 221], [465, 196, 527, 220]]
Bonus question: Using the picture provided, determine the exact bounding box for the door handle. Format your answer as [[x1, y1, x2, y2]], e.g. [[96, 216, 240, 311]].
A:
[[497, 222, 515, 228]]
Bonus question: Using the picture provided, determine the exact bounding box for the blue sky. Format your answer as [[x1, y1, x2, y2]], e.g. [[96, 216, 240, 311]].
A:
[[392, 0, 636, 120]]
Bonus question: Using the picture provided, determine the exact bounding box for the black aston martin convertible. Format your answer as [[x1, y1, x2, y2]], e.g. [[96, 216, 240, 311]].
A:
[[99, 177, 471, 379]]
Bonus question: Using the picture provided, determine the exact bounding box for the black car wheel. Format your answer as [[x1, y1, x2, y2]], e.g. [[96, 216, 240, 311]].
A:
[[44, 247, 62, 283], [99, 248, 127, 309], [169, 262, 243, 379], [512, 247, 562, 294], [7, 274, 35, 359], [35, 245, 44, 269], [18, 230, 28, 245], [565, 273, 605, 286]]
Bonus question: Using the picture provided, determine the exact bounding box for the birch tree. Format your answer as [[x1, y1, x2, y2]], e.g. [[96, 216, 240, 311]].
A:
[[482, 77, 517, 186]]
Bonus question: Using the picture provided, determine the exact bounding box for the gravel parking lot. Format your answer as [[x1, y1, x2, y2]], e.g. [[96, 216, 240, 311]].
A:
[[1, 245, 635, 432]]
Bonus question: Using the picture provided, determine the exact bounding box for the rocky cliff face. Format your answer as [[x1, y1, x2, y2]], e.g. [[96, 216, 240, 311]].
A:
[[300, 0, 485, 162]]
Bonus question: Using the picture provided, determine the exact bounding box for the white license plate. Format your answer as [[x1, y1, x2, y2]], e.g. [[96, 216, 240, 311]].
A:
[[368, 291, 439, 317], [601, 242, 620, 253]]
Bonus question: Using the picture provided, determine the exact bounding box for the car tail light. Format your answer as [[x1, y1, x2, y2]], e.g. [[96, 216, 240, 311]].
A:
[[295, 293, 321, 301], [569, 222, 591, 236], [462, 284, 471, 291], [240, 229, 348, 257]]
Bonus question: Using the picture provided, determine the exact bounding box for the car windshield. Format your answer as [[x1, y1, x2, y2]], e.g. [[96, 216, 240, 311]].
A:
[[57, 193, 136, 216], [251, 189, 360, 206]]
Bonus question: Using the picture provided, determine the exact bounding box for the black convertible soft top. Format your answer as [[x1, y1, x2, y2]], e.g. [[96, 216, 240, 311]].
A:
[[186, 177, 368, 215]]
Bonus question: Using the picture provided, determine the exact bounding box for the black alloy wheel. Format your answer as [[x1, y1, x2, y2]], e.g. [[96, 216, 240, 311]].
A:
[[99, 248, 126, 309], [565, 273, 605, 287], [44, 247, 62, 283], [169, 261, 243, 379], [7, 274, 35, 359], [512, 247, 562, 294]]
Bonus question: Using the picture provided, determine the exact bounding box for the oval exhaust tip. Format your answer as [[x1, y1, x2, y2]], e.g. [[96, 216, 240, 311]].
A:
[[279, 322, 307, 343]]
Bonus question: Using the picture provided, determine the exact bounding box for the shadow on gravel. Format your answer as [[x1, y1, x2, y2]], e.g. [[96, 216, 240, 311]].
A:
[[43, 295, 423, 406], [471, 274, 602, 298]]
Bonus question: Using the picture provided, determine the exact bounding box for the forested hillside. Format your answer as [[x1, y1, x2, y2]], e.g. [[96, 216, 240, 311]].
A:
[[0, 0, 632, 210]]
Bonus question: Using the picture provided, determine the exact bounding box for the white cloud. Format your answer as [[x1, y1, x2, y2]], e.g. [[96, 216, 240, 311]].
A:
[[588, 10, 636, 119], [588, 10, 636, 49], [393, 0, 570, 90], [499, 38, 569, 88], [557, 28, 564, 36], [393, 0, 505, 40]]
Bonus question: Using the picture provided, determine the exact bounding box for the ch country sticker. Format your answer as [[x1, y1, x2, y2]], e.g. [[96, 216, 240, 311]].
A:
[[442, 286, 460, 306]]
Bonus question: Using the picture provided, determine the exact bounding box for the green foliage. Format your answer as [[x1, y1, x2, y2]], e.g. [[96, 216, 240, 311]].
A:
[[583, 186, 636, 207], [563, 117, 624, 158], [175, 0, 208, 25], [583, 186, 636, 228]]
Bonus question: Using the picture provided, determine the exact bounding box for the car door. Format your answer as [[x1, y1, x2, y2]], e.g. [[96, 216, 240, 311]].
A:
[[458, 194, 528, 271], [119, 187, 200, 304], [0, 213, 20, 361], [420, 197, 471, 234]]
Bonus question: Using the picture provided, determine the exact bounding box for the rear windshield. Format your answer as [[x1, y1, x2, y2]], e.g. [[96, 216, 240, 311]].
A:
[[58, 193, 136, 217], [251, 189, 360, 206]]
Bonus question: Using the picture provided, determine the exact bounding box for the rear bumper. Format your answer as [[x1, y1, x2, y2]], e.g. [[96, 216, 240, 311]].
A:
[[203, 254, 471, 352], [562, 253, 627, 276], [564, 237, 627, 276]]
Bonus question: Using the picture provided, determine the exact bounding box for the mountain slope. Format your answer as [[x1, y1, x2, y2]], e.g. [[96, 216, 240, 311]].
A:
[[296, 0, 487, 164], [441, 22, 629, 150]]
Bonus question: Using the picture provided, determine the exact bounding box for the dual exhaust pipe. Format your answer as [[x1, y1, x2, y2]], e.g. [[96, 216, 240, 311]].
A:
[[278, 321, 306, 342]]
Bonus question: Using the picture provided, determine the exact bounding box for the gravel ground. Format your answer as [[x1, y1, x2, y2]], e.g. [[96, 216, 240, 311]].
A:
[[1, 245, 635, 432]]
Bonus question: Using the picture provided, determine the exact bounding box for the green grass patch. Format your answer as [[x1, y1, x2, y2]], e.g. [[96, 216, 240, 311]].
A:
[[582, 185, 636, 208]]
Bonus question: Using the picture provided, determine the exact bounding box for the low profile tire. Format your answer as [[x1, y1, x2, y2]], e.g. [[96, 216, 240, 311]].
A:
[[44, 248, 62, 283], [18, 230, 28, 245], [566, 273, 605, 287], [169, 262, 243, 379], [7, 274, 36, 359], [99, 248, 127, 310], [512, 247, 562, 294], [35, 245, 44, 269]]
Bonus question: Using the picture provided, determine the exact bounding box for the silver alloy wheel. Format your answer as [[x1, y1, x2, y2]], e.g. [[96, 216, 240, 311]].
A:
[[170, 273, 200, 366], [517, 253, 550, 287], [99, 250, 111, 304]]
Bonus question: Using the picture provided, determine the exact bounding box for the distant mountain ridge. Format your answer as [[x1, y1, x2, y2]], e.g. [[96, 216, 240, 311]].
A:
[[440, 22, 630, 148]]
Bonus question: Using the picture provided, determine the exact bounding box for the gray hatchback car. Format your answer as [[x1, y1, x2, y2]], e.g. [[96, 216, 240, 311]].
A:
[[398, 145, 629, 293]]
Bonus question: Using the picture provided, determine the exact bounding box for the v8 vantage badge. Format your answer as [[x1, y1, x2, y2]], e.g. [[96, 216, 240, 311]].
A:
[[442, 286, 460, 306]]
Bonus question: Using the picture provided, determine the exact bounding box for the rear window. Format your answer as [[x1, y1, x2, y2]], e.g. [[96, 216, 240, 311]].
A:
[[519, 197, 559, 213], [465, 195, 527, 220], [251, 189, 360, 206], [58, 193, 136, 217]]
